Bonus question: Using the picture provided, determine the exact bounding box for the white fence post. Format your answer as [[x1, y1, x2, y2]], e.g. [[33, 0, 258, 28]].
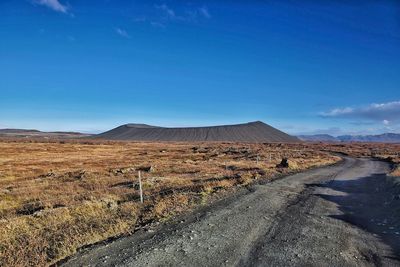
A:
[[138, 171, 143, 203]]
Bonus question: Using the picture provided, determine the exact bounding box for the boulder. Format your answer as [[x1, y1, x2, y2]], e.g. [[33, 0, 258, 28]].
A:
[[276, 158, 289, 168]]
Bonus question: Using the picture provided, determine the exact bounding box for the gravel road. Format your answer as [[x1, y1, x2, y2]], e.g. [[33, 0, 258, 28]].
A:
[[62, 157, 400, 267]]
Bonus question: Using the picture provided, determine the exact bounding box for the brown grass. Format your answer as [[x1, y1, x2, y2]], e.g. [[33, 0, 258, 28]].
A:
[[0, 140, 341, 266], [319, 142, 400, 176]]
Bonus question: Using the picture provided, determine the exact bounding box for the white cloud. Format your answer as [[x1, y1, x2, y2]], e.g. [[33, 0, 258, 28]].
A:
[[321, 107, 354, 117], [320, 101, 400, 122], [383, 119, 390, 125], [115, 28, 130, 39], [34, 0, 68, 13]]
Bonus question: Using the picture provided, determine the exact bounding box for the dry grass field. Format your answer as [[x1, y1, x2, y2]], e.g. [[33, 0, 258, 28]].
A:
[[0, 139, 364, 266], [320, 142, 400, 176]]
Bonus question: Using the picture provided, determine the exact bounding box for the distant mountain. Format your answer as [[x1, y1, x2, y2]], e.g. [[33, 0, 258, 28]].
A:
[[95, 121, 300, 143], [0, 129, 91, 139], [337, 133, 400, 143], [298, 133, 400, 143], [0, 129, 41, 134], [297, 134, 338, 142]]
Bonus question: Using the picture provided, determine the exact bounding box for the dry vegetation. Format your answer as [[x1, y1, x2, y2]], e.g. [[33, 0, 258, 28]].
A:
[[320, 142, 400, 176], [0, 139, 342, 266]]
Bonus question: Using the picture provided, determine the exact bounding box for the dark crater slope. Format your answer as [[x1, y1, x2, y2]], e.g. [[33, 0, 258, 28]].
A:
[[95, 121, 300, 143]]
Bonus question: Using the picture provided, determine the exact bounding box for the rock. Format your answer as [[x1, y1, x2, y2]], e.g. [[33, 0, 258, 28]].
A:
[[44, 171, 56, 178], [276, 158, 289, 168], [107, 201, 117, 209], [138, 166, 155, 172], [227, 165, 238, 171], [110, 167, 135, 175]]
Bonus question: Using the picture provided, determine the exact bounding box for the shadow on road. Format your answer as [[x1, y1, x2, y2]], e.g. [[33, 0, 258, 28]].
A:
[[307, 173, 400, 261]]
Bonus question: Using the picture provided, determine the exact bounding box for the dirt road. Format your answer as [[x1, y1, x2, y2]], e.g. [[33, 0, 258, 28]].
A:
[[62, 157, 400, 266]]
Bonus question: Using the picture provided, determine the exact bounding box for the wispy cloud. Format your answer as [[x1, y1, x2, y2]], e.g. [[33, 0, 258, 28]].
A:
[[320, 101, 400, 122], [150, 22, 166, 28], [155, 4, 176, 18], [115, 28, 130, 39], [147, 4, 211, 28], [198, 7, 211, 19], [67, 35, 75, 42], [33, 0, 69, 13]]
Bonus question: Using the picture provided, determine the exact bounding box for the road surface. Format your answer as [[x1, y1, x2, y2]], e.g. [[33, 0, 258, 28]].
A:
[[62, 157, 400, 267]]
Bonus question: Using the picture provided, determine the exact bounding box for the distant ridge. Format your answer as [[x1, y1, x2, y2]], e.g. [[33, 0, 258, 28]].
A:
[[298, 133, 400, 143], [0, 129, 90, 139], [297, 134, 339, 142], [95, 121, 300, 143]]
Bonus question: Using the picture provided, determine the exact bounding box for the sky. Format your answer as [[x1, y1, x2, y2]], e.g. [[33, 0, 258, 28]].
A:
[[1, 0, 400, 135]]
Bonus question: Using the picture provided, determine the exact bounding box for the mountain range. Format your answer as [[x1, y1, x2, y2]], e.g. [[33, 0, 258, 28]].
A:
[[3, 125, 399, 143], [298, 133, 400, 143]]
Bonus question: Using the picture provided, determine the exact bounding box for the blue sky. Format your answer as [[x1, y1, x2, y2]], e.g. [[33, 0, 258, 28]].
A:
[[1, 0, 399, 135]]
